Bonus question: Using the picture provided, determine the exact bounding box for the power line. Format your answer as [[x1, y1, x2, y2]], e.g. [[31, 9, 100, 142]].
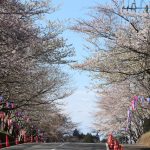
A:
[[122, 0, 149, 13]]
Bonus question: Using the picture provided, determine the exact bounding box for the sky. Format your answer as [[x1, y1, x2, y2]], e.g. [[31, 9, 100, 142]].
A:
[[49, 0, 110, 133], [49, 0, 104, 133], [49, 0, 150, 134], [38, 0, 150, 134]]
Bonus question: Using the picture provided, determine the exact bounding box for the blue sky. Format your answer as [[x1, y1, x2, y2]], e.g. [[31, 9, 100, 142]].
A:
[[47, 0, 150, 134], [49, 0, 110, 133], [50, 0, 102, 133]]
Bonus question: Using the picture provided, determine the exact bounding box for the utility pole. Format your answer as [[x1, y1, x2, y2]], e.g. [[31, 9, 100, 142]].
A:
[[129, 123, 132, 144], [122, 0, 149, 13]]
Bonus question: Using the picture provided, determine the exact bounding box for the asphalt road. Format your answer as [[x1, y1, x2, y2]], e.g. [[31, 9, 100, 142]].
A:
[[1, 143, 107, 150], [123, 144, 150, 150], [1, 143, 150, 150]]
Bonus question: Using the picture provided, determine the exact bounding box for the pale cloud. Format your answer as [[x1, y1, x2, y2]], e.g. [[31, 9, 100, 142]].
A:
[[63, 88, 98, 133]]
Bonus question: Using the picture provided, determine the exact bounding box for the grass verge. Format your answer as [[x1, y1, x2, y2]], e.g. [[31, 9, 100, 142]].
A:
[[138, 131, 150, 147]]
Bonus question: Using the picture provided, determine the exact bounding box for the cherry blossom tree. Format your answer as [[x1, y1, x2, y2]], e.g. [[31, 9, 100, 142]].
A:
[[0, 0, 75, 140], [72, 0, 150, 142]]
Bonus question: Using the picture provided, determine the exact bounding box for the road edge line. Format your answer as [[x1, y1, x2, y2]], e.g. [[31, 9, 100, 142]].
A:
[[106, 143, 110, 150]]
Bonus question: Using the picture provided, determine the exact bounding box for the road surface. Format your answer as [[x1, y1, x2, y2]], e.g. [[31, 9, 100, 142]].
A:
[[1, 143, 150, 150], [1, 143, 107, 150], [123, 144, 150, 150]]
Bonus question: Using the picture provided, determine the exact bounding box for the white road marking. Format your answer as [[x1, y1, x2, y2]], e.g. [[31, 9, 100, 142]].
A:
[[106, 143, 110, 150], [50, 143, 65, 150], [59, 143, 65, 147]]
